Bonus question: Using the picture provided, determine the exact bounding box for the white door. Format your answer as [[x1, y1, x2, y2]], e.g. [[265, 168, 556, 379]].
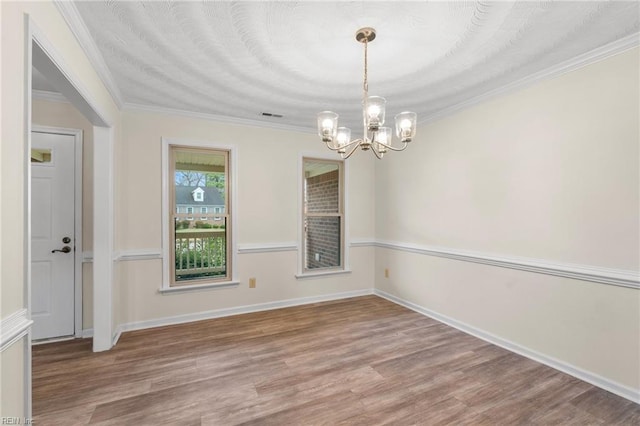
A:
[[31, 131, 76, 340]]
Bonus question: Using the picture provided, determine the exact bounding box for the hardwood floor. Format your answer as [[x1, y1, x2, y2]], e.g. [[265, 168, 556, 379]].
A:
[[32, 295, 639, 425]]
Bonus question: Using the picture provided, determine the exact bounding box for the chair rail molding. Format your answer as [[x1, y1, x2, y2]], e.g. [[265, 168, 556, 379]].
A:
[[237, 242, 298, 254], [113, 249, 163, 262], [1, 309, 33, 352], [375, 240, 639, 290]]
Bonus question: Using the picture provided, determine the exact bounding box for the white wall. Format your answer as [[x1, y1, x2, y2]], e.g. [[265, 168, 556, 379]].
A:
[[114, 110, 375, 327], [374, 47, 639, 395], [0, 343, 25, 417]]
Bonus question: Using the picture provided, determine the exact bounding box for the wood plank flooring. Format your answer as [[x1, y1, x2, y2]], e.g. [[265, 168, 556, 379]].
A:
[[32, 295, 639, 425]]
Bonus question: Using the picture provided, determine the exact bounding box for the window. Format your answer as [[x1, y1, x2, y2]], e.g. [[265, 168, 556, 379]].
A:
[[164, 142, 233, 288], [301, 158, 344, 272], [31, 148, 52, 163]]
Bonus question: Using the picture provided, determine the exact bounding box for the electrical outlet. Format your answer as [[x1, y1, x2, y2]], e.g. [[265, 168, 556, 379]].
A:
[[249, 278, 256, 288], [384, 268, 389, 278]]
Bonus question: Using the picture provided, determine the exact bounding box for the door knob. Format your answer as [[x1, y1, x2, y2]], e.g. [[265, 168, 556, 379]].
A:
[[52, 246, 72, 254]]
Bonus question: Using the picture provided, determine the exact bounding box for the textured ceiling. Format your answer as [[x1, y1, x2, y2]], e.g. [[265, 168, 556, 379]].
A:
[[69, 1, 638, 131]]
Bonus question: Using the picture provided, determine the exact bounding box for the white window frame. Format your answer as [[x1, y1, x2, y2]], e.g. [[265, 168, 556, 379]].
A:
[[296, 152, 350, 279], [161, 137, 239, 293]]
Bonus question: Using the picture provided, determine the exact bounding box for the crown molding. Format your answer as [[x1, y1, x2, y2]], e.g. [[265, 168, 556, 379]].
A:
[[54, 0, 124, 109], [123, 102, 316, 134], [420, 32, 640, 125], [32, 89, 69, 103], [49, 1, 639, 135]]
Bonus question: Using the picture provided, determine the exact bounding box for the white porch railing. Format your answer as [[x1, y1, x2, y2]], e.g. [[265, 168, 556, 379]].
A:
[[175, 229, 226, 279]]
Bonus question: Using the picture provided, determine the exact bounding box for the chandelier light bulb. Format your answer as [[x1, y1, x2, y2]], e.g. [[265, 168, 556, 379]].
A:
[[336, 127, 351, 148], [365, 96, 386, 130], [377, 127, 392, 146], [395, 111, 417, 142], [317, 111, 339, 142]]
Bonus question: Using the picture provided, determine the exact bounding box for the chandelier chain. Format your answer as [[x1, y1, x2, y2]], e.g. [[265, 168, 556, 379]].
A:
[[363, 38, 368, 95]]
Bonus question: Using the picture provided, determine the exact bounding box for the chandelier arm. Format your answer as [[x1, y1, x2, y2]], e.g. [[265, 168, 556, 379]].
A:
[[340, 141, 362, 159], [376, 140, 409, 152], [324, 138, 362, 151], [344, 138, 363, 148], [367, 132, 384, 160], [370, 144, 385, 160], [324, 143, 342, 152]]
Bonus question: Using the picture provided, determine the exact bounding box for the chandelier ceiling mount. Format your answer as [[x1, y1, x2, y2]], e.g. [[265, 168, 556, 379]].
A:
[[317, 27, 417, 159]]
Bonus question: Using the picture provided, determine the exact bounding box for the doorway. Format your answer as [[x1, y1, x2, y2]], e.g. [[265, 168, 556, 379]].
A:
[[30, 127, 82, 341]]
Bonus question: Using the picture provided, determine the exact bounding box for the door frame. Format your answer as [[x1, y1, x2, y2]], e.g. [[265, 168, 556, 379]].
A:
[[31, 125, 83, 339], [25, 14, 115, 419], [27, 15, 114, 355]]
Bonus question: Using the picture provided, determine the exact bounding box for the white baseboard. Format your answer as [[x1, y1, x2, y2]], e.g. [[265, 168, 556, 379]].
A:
[[31, 336, 75, 346], [112, 329, 122, 346], [115, 288, 373, 335], [374, 289, 640, 404], [81, 328, 93, 338]]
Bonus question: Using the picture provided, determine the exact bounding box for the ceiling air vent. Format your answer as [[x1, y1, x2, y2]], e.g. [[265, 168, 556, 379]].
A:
[[261, 112, 283, 118]]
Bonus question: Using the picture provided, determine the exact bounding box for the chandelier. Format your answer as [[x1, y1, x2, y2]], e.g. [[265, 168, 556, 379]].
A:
[[317, 27, 417, 159]]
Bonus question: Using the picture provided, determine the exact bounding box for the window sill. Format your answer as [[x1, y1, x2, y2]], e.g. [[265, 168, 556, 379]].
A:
[[159, 280, 240, 294], [295, 269, 352, 280]]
